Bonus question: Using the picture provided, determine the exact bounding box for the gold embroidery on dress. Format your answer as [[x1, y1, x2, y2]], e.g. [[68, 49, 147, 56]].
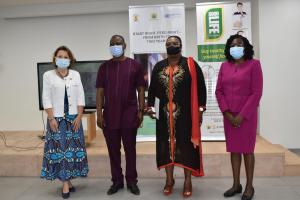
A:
[[159, 65, 185, 161]]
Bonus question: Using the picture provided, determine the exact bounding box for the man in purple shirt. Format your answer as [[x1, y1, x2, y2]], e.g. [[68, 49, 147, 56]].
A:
[[96, 35, 145, 195]]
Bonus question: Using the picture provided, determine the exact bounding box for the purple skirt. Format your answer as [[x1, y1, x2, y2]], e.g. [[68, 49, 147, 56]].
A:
[[224, 111, 258, 153]]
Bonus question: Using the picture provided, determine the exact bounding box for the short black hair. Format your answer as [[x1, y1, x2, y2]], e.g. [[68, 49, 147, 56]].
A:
[[237, 2, 243, 6], [166, 35, 182, 47], [110, 34, 125, 43], [224, 34, 254, 62]]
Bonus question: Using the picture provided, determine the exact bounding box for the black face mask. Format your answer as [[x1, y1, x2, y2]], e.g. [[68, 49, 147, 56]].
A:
[[167, 46, 181, 55]]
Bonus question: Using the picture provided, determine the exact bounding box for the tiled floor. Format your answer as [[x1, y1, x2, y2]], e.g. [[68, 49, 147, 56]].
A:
[[0, 177, 300, 200]]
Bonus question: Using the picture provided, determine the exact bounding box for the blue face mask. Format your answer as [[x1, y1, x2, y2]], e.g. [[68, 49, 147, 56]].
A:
[[55, 58, 70, 69], [230, 46, 244, 59], [109, 45, 123, 57]]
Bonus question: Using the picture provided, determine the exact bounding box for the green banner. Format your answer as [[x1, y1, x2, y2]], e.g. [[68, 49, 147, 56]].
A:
[[198, 44, 226, 62], [205, 7, 223, 41]]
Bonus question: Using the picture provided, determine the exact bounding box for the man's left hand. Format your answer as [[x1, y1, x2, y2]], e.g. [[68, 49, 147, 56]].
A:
[[137, 111, 144, 128]]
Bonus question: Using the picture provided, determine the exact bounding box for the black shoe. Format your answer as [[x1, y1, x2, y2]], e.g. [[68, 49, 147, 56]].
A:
[[224, 184, 242, 197], [127, 184, 140, 195], [61, 192, 70, 199], [69, 186, 76, 192], [241, 187, 255, 200], [107, 183, 124, 195]]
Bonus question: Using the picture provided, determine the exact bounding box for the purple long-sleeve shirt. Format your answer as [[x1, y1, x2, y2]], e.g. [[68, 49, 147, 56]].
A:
[[96, 57, 145, 129]]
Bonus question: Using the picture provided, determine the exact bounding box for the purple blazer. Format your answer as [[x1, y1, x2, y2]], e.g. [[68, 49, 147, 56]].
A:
[[215, 59, 263, 120]]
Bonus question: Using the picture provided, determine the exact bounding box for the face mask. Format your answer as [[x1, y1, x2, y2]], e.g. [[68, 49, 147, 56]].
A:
[[230, 46, 244, 59], [167, 46, 181, 55], [55, 58, 70, 69], [109, 45, 123, 57]]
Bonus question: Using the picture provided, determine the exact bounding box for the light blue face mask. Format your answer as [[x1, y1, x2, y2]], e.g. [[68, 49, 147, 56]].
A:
[[230, 46, 244, 59], [109, 45, 123, 57], [55, 58, 70, 69]]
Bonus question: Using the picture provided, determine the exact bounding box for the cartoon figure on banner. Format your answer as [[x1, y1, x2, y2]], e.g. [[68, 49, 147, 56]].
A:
[[233, 2, 247, 29], [202, 64, 216, 80]]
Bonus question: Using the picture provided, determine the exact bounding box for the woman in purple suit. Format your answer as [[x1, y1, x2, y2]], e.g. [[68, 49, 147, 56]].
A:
[[216, 34, 263, 200]]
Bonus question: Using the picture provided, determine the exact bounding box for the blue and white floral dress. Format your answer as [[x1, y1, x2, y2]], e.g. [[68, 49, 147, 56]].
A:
[[41, 88, 89, 181]]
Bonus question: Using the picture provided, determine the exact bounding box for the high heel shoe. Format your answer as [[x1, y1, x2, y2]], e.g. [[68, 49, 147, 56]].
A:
[[69, 186, 76, 192], [182, 181, 192, 198], [61, 192, 70, 199], [68, 181, 76, 192], [163, 179, 175, 196], [241, 187, 255, 200], [224, 184, 242, 197]]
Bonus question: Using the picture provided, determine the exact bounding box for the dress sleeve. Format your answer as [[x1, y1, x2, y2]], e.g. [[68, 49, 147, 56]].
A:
[[76, 72, 85, 106], [215, 63, 230, 113], [195, 60, 207, 107], [147, 63, 159, 107], [42, 72, 53, 109], [239, 60, 263, 119]]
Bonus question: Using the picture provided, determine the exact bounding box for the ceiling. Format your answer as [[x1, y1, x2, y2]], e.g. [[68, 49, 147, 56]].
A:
[[0, 0, 110, 7]]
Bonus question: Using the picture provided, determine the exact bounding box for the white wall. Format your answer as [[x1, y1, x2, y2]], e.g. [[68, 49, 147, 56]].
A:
[[258, 0, 300, 148], [0, 0, 299, 148], [0, 12, 129, 131], [0, 0, 202, 131]]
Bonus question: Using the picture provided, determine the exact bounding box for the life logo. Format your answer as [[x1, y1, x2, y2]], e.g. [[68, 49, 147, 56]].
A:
[[205, 7, 223, 41]]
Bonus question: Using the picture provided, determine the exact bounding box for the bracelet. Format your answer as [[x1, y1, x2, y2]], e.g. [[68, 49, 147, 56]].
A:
[[199, 107, 206, 112]]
